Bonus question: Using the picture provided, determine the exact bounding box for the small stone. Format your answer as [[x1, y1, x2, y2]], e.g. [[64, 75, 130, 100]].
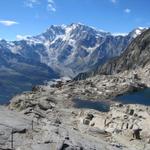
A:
[[83, 119, 90, 125], [85, 113, 94, 120], [147, 138, 150, 144], [91, 123, 95, 126], [55, 118, 61, 124], [129, 109, 134, 115]]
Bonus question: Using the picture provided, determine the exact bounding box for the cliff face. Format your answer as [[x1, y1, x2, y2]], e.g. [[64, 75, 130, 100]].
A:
[[0, 45, 59, 103], [75, 28, 150, 80], [98, 29, 150, 75]]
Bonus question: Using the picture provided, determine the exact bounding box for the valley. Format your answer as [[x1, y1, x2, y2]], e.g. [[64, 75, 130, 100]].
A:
[[0, 25, 150, 150], [1, 61, 149, 150], [0, 0, 150, 149], [0, 24, 147, 102]]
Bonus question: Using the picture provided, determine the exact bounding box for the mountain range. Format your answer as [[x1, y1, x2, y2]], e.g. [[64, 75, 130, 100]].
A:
[[97, 28, 150, 75], [75, 28, 150, 80], [13, 23, 147, 77], [0, 23, 147, 102]]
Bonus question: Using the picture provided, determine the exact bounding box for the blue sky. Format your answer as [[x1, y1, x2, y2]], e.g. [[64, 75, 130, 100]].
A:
[[0, 0, 149, 40]]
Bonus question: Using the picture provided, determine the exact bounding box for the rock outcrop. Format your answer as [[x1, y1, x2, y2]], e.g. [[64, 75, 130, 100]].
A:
[[98, 28, 150, 75], [3, 68, 149, 150]]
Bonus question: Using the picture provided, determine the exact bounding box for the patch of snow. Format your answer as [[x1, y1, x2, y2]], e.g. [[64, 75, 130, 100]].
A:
[[26, 39, 42, 45], [138, 27, 148, 30], [16, 35, 30, 40], [132, 29, 142, 38], [61, 24, 67, 28], [61, 76, 71, 81], [112, 32, 128, 37], [68, 39, 76, 47], [89, 25, 107, 33], [6, 42, 22, 54], [131, 27, 148, 38], [36, 35, 46, 41], [50, 35, 64, 45], [10, 45, 22, 54], [81, 43, 100, 53]]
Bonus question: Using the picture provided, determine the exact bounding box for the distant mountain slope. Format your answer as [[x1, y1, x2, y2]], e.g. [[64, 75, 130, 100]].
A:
[[6, 24, 146, 77], [75, 28, 150, 80], [98, 28, 150, 74], [0, 24, 147, 102], [0, 40, 59, 103]]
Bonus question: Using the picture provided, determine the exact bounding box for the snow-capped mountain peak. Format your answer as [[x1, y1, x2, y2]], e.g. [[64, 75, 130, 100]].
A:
[[129, 27, 148, 38], [1, 23, 148, 77]]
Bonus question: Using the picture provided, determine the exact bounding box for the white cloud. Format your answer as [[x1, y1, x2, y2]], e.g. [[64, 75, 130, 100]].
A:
[[110, 0, 117, 4], [24, 0, 40, 8], [47, 0, 56, 12], [24, 0, 56, 12], [0, 20, 19, 26], [16, 35, 29, 40], [124, 8, 131, 13]]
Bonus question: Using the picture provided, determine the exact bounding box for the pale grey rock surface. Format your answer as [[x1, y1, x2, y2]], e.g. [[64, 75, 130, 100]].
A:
[[5, 66, 149, 150], [1, 55, 150, 149]]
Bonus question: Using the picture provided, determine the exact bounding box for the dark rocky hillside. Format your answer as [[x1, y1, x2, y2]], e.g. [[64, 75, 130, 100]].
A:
[[98, 28, 150, 75], [75, 28, 150, 80], [0, 41, 59, 103]]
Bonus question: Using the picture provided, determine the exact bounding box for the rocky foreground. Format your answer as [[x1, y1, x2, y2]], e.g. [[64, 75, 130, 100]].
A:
[[0, 65, 150, 150]]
